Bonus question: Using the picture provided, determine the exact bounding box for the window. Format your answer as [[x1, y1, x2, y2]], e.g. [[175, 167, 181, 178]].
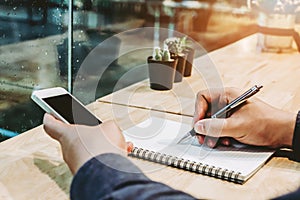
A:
[[0, 0, 255, 142], [0, 0, 68, 141]]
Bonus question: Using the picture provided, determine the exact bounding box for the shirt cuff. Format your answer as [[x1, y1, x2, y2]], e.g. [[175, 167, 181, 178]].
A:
[[292, 111, 300, 161]]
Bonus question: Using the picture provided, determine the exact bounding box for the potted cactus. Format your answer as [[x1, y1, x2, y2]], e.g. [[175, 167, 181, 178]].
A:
[[164, 37, 187, 82], [147, 47, 178, 90]]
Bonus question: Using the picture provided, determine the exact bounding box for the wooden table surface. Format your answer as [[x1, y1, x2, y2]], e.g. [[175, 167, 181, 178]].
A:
[[99, 34, 300, 115], [1, 34, 300, 199]]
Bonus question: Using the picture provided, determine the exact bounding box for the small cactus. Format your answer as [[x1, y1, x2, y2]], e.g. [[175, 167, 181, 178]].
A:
[[164, 37, 188, 56], [153, 47, 162, 61], [162, 49, 171, 61], [152, 47, 172, 61]]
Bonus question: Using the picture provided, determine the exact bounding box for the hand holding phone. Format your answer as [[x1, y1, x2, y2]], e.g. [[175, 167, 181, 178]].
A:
[[31, 87, 102, 126]]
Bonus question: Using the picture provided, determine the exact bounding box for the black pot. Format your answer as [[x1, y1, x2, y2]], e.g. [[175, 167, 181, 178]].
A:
[[172, 53, 187, 83], [183, 47, 195, 77], [147, 56, 178, 90]]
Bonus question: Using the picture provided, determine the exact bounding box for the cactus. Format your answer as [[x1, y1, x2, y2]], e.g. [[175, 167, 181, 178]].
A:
[[180, 36, 188, 49], [153, 47, 162, 61], [164, 37, 183, 56], [152, 47, 172, 61], [162, 49, 171, 61]]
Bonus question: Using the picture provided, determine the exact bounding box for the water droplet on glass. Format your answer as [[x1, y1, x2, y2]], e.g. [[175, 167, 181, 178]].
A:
[[45, 51, 48, 55], [21, 65, 24, 69], [76, 59, 79, 63], [13, 7, 17, 10], [37, 66, 40, 70]]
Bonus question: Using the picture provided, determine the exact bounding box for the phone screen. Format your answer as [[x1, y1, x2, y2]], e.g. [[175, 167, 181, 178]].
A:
[[43, 94, 101, 126]]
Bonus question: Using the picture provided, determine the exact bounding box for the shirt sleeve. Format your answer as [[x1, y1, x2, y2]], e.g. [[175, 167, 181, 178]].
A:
[[70, 153, 196, 200], [292, 111, 300, 162]]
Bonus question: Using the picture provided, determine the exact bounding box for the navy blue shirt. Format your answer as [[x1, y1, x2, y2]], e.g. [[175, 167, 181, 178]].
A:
[[70, 153, 195, 200]]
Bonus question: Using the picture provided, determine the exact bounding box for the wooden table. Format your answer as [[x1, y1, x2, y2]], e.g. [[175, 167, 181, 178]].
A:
[[1, 34, 300, 199], [100, 34, 300, 114]]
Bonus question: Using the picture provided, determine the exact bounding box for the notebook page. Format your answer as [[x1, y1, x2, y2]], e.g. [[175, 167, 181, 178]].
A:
[[123, 117, 274, 177]]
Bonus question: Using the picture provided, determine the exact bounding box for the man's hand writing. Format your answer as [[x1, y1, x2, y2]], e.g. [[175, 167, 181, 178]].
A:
[[193, 87, 295, 148]]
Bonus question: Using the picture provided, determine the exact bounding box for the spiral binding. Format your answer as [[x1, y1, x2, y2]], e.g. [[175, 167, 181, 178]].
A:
[[129, 147, 242, 184]]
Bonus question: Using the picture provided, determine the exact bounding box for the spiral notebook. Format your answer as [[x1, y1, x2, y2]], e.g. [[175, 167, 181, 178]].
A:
[[123, 117, 275, 184]]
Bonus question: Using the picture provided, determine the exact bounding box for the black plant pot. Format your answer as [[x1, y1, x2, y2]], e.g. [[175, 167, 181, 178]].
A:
[[172, 53, 187, 83], [183, 47, 195, 77], [147, 56, 178, 90]]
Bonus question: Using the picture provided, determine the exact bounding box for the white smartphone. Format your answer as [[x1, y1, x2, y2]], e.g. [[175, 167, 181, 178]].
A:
[[31, 87, 102, 126]]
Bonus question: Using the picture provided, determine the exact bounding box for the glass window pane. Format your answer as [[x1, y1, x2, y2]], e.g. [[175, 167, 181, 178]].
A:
[[0, 0, 70, 141], [71, 0, 150, 103]]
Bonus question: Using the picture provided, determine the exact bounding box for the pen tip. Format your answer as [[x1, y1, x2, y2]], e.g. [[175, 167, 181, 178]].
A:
[[255, 85, 263, 89], [177, 138, 184, 144]]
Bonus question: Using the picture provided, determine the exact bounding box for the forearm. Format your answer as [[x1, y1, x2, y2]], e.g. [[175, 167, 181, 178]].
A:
[[70, 153, 195, 200]]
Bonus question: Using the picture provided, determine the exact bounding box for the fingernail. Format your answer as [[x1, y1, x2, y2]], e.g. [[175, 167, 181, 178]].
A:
[[207, 139, 214, 147], [194, 122, 204, 133], [223, 139, 230, 146], [197, 135, 204, 144]]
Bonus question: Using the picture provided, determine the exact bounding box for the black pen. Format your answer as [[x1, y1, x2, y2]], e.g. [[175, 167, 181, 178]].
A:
[[177, 85, 263, 144]]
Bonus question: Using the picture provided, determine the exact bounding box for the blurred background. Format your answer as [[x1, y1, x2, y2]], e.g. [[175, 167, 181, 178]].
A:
[[0, 0, 299, 142]]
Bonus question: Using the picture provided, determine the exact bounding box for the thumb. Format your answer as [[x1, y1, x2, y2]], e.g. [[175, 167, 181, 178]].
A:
[[194, 118, 228, 138], [43, 113, 71, 141]]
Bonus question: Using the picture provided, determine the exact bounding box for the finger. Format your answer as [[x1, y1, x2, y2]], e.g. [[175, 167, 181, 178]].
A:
[[193, 88, 228, 124], [204, 137, 218, 148], [100, 120, 124, 142], [193, 94, 209, 125], [196, 135, 205, 144], [196, 134, 218, 148], [126, 142, 134, 153], [220, 138, 231, 146], [98, 120, 127, 154], [43, 113, 71, 141], [197, 134, 231, 148], [194, 118, 240, 139]]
